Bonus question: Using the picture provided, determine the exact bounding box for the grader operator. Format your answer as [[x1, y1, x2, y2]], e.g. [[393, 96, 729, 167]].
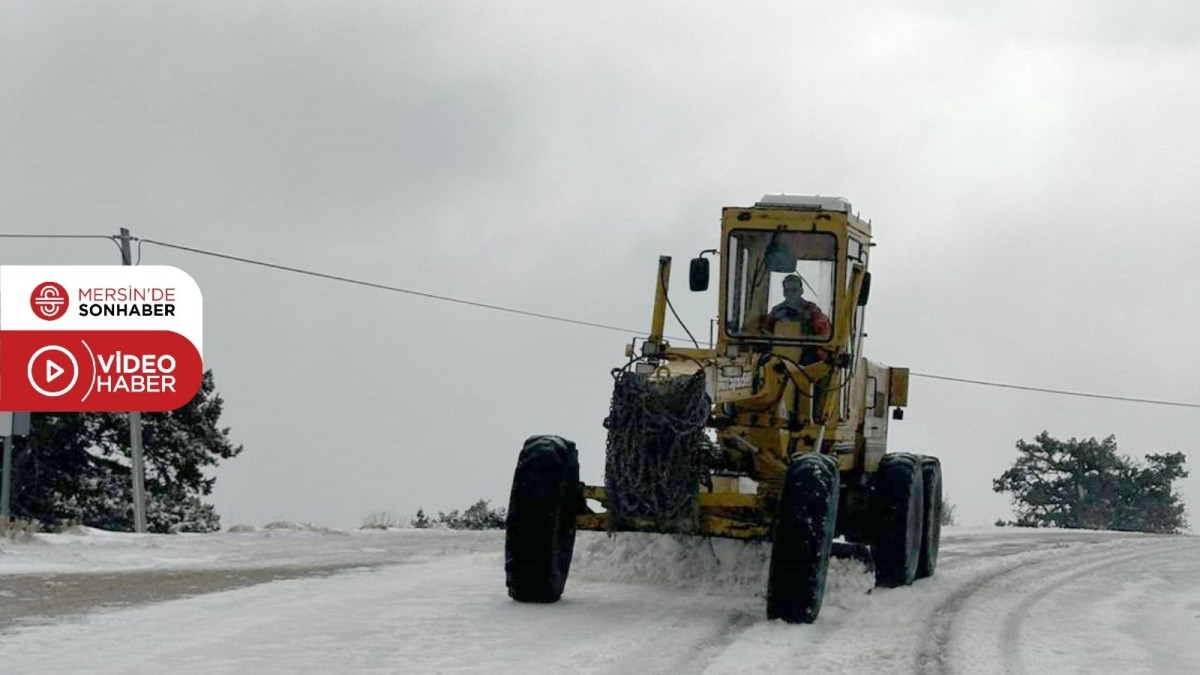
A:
[[504, 195, 942, 623]]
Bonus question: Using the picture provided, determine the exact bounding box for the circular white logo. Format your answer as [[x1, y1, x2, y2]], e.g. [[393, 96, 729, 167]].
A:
[[31, 281, 69, 320], [27, 345, 81, 397]]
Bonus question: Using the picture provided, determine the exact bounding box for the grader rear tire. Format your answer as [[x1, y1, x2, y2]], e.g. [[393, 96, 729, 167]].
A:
[[766, 453, 840, 624], [505, 435, 581, 603], [917, 456, 942, 579], [872, 453, 924, 588]]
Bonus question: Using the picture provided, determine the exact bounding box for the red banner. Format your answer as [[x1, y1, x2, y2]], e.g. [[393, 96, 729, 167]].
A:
[[0, 330, 203, 412]]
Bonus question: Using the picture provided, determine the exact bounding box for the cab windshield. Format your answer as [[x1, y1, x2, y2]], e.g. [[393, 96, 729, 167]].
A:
[[725, 229, 837, 341]]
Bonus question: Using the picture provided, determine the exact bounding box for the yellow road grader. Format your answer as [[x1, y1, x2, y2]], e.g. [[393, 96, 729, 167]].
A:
[[505, 195, 942, 623]]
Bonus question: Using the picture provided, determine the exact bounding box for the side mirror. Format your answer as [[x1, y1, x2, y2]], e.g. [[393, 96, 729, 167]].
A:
[[857, 272, 872, 307], [689, 257, 709, 292]]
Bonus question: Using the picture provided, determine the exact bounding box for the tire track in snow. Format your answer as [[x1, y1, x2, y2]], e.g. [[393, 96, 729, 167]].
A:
[[915, 558, 1041, 675], [661, 608, 759, 673], [914, 539, 1174, 675], [997, 543, 1184, 675], [551, 594, 761, 674]]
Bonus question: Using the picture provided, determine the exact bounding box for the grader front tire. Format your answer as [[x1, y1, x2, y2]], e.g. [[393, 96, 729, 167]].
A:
[[766, 453, 840, 624], [505, 435, 581, 603], [872, 453, 924, 588]]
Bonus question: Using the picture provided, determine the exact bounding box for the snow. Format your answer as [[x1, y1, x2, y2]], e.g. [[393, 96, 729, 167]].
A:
[[1, 526, 1198, 674], [0, 525, 496, 575]]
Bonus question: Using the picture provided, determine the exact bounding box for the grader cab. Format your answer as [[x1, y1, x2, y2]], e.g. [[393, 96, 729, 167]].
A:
[[505, 195, 942, 623]]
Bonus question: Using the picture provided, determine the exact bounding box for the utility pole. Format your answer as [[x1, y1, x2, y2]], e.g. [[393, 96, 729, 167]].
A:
[[1, 423, 12, 520], [119, 228, 148, 533], [1, 412, 30, 520]]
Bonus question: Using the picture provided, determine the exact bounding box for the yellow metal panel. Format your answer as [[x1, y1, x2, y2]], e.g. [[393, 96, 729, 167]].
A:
[[832, 264, 859, 352], [576, 514, 608, 531], [889, 367, 909, 407], [838, 453, 857, 472], [707, 475, 740, 493], [664, 347, 720, 360], [581, 488, 757, 511], [697, 492, 759, 508], [699, 515, 770, 539], [649, 256, 671, 343]]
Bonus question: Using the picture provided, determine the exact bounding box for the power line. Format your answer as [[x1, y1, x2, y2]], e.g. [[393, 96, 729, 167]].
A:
[[136, 237, 1200, 409], [1, 233, 124, 255], [12, 232, 1199, 410], [135, 238, 665, 340], [911, 372, 1200, 409], [0, 233, 115, 239]]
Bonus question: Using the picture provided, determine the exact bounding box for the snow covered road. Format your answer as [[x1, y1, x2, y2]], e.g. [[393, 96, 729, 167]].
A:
[[1, 526, 1197, 674]]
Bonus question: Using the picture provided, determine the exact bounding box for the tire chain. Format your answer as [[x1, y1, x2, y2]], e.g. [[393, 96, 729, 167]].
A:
[[603, 370, 711, 532]]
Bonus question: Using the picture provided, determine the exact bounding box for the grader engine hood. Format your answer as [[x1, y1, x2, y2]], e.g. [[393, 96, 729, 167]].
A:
[[708, 352, 833, 409]]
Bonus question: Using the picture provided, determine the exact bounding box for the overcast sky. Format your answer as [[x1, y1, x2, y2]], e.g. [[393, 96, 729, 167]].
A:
[[3, 1, 1199, 529]]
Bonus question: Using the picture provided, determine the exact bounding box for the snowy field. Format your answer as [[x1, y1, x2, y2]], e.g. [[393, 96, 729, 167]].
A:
[[1, 525, 1198, 674]]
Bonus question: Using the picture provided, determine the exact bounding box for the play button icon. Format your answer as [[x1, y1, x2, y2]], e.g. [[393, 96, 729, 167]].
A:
[[27, 345, 80, 398]]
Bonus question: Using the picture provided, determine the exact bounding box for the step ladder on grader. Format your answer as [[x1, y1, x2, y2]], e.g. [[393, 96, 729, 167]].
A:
[[504, 195, 942, 623]]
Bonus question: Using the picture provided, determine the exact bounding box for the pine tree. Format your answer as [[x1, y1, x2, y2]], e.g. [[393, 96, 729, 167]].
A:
[[437, 509, 462, 529], [994, 432, 1188, 534], [460, 499, 505, 529], [10, 370, 241, 532], [412, 508, 431, 529], [1114, 452, 1188, 534]]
